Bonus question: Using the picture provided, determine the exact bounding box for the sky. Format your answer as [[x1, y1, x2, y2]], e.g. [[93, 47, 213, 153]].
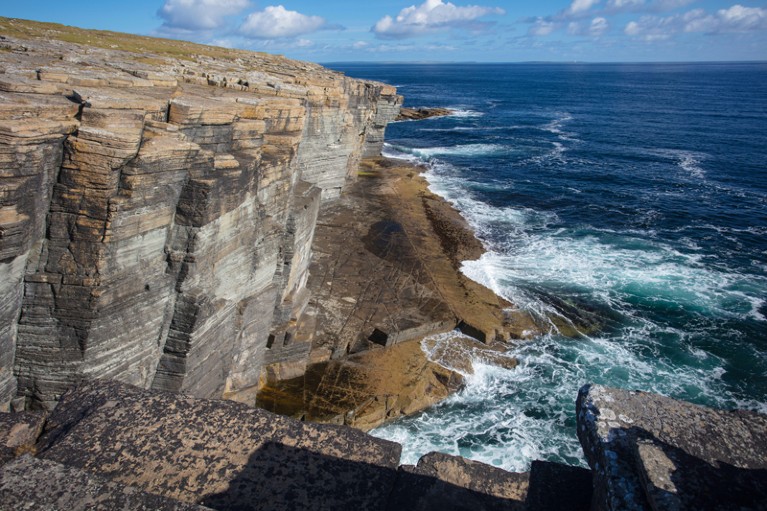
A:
[[2, 0, 766, 62]]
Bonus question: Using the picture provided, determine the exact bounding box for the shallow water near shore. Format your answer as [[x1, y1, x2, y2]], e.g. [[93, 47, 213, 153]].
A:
[[327, 62, 767, 471]]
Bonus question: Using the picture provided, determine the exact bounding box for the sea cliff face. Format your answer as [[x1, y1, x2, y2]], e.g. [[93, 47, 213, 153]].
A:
[[0, 18, 401, 411]]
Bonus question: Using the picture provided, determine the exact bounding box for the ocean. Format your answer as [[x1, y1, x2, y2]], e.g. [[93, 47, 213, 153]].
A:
[[326, 62, 767, 471]]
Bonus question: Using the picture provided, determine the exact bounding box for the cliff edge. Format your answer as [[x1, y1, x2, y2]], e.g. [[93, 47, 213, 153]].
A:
[[0, 17, 401, 410]]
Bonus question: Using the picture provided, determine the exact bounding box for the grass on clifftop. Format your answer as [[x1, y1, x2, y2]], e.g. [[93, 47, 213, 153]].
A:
[[0, 16, 274, 63]]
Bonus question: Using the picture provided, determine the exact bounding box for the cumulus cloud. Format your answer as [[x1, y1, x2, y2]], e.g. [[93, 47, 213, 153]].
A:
[[590, 16, 609, 35], [529, 18, 558, 36], [567, 0, 601, 16], [567, 17, 609, 36], [625, 4, 767, 41], [158, 0, 249, 31], [240, 5, 327, 39], [372, 0, 505, 39]]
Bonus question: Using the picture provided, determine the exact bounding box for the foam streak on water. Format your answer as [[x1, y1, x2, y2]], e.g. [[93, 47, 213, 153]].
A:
[[332, 62, 767, 471]]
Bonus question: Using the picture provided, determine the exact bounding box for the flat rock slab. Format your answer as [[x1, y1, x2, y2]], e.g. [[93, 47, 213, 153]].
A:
[[386, 451, 529, 511], [36, 380, 402, 511], [0, 411, 46, 464], [576, 384, 767, 511], [0, 455, 211, 511]]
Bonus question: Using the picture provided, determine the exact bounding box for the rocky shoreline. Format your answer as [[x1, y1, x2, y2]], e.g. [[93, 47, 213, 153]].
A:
[[255, 154, 549, 430]]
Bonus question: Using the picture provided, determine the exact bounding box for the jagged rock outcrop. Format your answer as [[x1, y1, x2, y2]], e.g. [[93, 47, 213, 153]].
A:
[[576, 384, 767, 511], [0, 18, 401, 411]]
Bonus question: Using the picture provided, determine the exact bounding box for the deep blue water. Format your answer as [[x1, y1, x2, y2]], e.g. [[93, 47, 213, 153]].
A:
[[327, 62, 767, 470]]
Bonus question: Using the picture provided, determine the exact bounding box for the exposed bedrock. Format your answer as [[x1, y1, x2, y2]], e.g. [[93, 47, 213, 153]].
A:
[[0, 380, 593, 511], [576, 384, 767, 511], [0, 19, 401, 410], [8, 380, 762, 510]]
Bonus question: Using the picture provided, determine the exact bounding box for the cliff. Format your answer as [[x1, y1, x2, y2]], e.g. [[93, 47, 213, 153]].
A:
[[0, 18, 401, 411]]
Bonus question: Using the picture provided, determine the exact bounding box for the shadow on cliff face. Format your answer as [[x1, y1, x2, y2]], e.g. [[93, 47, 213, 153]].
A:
[[201, 441, 525, 511]]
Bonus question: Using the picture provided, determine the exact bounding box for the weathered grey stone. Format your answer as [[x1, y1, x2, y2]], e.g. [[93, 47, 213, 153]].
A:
[[386, 451, 528, 511], [37, 380, 402, 510], [0, 455, 212, 510], [576, 384, 767, 511], [0, 411, 45, 464]]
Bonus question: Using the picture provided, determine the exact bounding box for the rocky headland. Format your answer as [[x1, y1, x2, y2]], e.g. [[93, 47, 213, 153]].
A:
[[1, 17, 765, 510], [396, 107, 453, 121]]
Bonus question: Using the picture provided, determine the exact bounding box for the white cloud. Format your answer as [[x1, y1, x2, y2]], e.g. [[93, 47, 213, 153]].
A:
[[372, 0, 505, 39], [590, 17, 609, 35], [567, 0, 601, 15], [240, 5, 326, 39], [605, 0, 644, 10], [625, 4, 767, 41], [567, 17, 609, 36], [529, 19, 558, 36], [711, 4, 767, 31], [158, 0, 249, 31], [652, 0, 695, 11]]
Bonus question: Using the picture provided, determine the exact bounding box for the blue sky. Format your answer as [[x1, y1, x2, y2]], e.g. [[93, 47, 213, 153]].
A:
[[3, 1, 766, 62]]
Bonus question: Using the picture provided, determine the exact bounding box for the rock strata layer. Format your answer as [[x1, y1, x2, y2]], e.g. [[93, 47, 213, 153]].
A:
[[396, 107, 453, 121], [0, 18, 400, 410]]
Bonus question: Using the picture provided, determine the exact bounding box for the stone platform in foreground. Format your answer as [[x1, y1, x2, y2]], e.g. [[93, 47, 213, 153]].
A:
[[1, 380, 546, 511], [2, 380, 765, 510]]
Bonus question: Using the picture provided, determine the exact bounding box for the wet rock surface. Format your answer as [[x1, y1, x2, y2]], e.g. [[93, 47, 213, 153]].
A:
[[256, 157, 542, 429], [576, 384, 767, 511]]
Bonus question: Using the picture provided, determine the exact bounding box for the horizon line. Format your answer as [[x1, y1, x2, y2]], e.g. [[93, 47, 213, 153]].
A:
[[322, 60, 767, 65]]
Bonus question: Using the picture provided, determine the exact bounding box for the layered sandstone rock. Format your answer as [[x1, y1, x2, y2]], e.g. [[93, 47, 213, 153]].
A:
[[0, 18, 401, 410]]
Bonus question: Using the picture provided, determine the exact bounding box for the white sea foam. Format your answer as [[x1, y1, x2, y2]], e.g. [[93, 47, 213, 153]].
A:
[[448, 108, 484, 118], [649, 148, 707, 179], [372, 321, 755, 470], [540, 112, 579, 142], [375, 138, 767, 469]]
